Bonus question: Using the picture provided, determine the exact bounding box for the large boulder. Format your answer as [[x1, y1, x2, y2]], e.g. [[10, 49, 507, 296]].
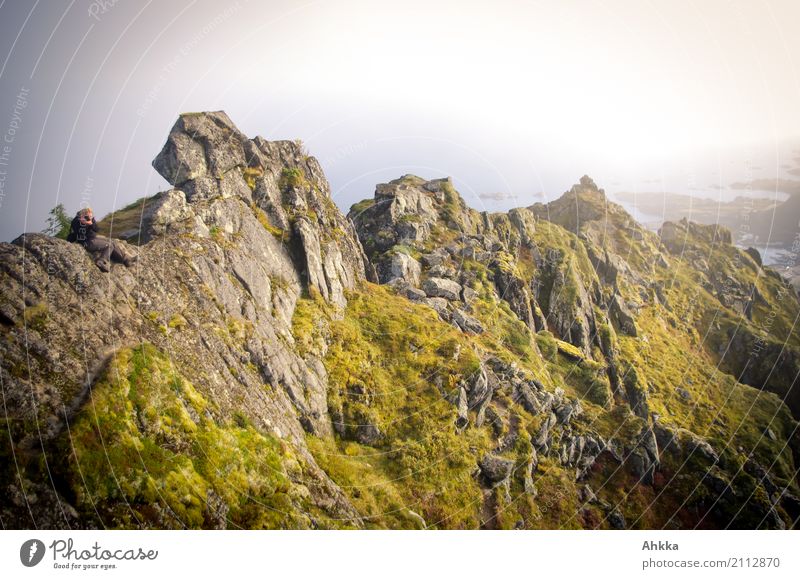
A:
[[451, 308, 484, 334], [152, 111, 252, 196], [423, 277, 462, 301], [149, 111, 371, 308], [479, 454, 515, 487], [383, 252, 421, 286], [609, 293, 638, 337]]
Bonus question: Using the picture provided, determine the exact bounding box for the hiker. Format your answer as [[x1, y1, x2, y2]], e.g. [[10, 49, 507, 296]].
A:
[[66, 207, 137, 272]]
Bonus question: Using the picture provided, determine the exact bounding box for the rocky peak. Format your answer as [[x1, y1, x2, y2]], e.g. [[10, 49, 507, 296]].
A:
[[529, 175, 638, 237], [349, 174, 480, 259], [0, 112, 384, 519], [143, 111, 371, 307], [571, 174, 606, 200], [578, 174, 600, 190], [153, 110, 254, 197]]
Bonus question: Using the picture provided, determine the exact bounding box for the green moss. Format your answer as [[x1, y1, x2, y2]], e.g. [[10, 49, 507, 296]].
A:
[[226, 315, 252, 342], [313, 283, 490, 528], [242, 166, 262, 191], [527, 456, 582, 529], [168, 314, 187, 330], [616, 303, 798, 485], [398, 213, 421, 224], [349, 198, 375, 215], [61, 343, 313, 529], [535, 331, 558, 361], [306, 436, 421, 529], [565, 359, 612, 408], [472, 298, 536, 362], [439, 180, 462, 226], [96, 194, 158, 243], [23, 303, 48, 332], [253, 205, 286, 238], [554, 339, 583, 361], [291, 286, 331, 358], [279, 167, 307, 190]]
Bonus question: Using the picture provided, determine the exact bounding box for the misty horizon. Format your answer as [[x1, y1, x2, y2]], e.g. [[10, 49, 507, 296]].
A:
[[2, 0, 800, 241]]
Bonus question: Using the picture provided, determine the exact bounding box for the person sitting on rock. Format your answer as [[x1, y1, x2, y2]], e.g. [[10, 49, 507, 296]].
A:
[[66, 207, 137, 272]]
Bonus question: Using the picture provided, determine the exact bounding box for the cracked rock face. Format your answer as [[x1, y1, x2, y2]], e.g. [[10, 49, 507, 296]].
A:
[[151, 111, 371, 310], [1, 112, 375, 528], [153, 110, 251, 189]]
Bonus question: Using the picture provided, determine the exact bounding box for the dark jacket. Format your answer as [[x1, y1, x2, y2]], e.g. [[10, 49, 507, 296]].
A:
[[66, 215, 98, 246]]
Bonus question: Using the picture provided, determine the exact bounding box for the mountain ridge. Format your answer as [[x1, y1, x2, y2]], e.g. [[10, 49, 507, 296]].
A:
[[1, 111, 799, 529]]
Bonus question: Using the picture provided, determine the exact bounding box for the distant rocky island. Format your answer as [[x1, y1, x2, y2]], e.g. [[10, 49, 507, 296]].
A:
[[1, 112, 798, 529], [613, 189, 800, 290]]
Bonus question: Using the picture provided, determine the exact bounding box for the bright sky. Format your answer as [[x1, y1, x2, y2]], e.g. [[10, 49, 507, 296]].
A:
[[0, 0, 799, 239]]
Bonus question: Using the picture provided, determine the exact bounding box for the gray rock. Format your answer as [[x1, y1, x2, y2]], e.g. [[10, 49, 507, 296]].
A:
[[479, 454, 515, 487], [745, 247, 763, 267], [107, 189, 200, 244], [451, 309, 484, 334], [629, 447, 655, 485], [534, 412, 558, 452], [579, 485, 597, 504], [355, 423, 382, 446], [683, 431, 719, 464], [623, 367, 650, 420], [543, 258, 596, 353], [384, 252, 421, 286], [555, 399, 582, 424], [349, 176, 444, 253], [455, 386, 469, 430], [423, 277, 463, 301], [610, 293, 638, 337], [523, 452, 539, 496], [461, 286, 478, 303], [421, 251, 447, 267], [467, 363, 495, 427], [428, 264, 457, 279], [490, 257, 539, 331], [422, 297, 449, 315], [404, 286, 428, 301], [153, 111, 248, 187], [514, 381, 541, 415], [652, 421, 681, 455], [608, 508, 626, 529], [0, 112, 375, 528]]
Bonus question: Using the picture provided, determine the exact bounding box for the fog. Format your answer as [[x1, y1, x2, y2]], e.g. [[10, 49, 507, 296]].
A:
[[1, 0, 799, 240]]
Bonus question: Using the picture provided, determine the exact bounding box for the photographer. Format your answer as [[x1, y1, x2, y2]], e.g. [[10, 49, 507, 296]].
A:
[[66, 207, 137, 272]]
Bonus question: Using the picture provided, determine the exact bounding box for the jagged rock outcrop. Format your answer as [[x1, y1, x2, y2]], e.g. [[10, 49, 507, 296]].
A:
[[658, 216, 800, 419], [490, 255, 541, 331], [349, 175, 473, 256], [0, 112, 374, 528], [382, 251, 421, 286], [628, 426, 660, 485], [151, 111, 371, 308], [543, 256, 598, 355]]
